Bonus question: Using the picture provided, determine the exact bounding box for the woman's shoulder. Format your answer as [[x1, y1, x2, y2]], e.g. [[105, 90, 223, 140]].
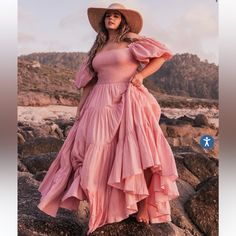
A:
[[125, 32, 142, 39], [123, 32, 143, 43]]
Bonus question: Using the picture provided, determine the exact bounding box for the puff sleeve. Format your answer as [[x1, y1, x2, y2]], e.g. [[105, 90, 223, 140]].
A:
[[74, 57, 93, 89], [128, 36, 173, 65]]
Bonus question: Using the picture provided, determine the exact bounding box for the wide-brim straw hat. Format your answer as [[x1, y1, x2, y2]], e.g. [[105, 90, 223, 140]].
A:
[[87, 3, 143, 34]]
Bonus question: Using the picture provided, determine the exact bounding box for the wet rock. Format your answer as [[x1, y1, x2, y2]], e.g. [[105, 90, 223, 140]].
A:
[[185, 177, 218, 236]]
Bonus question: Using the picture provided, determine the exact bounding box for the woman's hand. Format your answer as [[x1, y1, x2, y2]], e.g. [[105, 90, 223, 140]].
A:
[[130, 72, 144, 87]]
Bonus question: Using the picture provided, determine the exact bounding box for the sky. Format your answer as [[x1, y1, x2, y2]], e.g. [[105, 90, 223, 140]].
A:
[[18, 0, 218, 64]]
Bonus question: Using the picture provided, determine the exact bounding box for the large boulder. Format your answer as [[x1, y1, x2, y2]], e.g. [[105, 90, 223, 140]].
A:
[[182, 153, 218, 182], [170, 179, 203, 236], [88, 216, 192, 236], [18, 172, 86, 236], [174, 155, 200, 188], [88, 216, 154, 236], [184, 176, 218, 236]]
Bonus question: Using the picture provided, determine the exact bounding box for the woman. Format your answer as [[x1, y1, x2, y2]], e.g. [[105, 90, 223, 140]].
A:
[[37, 3, 180, 235]]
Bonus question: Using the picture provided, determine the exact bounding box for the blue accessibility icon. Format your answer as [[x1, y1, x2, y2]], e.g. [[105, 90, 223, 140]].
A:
[[200, 135, 214, 149]]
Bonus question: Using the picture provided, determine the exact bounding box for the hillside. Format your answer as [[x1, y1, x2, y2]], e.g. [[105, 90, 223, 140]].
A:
[[149, 53, 218, 99], [18, 52, 218, 107]]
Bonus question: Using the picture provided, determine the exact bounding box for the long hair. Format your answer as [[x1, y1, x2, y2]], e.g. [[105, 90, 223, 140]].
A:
[[87, 13, 132, 78]]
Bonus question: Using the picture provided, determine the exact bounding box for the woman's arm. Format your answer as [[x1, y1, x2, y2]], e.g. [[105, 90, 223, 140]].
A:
[[75, 78, 97, 120], [139, 57, 166, 79], [131, 57, 166, 87], [125, 32, 167, 84]]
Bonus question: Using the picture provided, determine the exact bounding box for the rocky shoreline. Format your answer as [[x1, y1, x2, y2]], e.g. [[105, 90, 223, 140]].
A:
[[18, 105, 219, 128], [18, 111, 218, 235]]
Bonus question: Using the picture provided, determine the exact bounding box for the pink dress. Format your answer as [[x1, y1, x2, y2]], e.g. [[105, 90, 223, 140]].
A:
[[37, 36, 180, 235]]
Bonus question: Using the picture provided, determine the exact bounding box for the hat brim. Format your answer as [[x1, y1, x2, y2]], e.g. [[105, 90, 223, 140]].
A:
[[87, 7, 143, 34]]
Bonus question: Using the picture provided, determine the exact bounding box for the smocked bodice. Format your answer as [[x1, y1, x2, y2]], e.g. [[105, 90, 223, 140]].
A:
[[75, 37, 173, 89], [92, 48, 139, 84]]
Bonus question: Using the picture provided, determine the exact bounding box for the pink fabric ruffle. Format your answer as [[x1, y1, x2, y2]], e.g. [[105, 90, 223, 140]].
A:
[[74, 57, 93, 90], [107, 83, 179, 221], [128, 36, 173, 64]]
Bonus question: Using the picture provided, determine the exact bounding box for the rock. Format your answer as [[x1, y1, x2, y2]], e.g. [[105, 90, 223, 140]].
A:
[[185, 177, 218, 236], [159, 123, 168, 137], [33, 124, 53, 137], [193, 114, 210, 127], [167, 137, 182, 147], [18, 132, 26, 144], [160, 115, 194, 126], [170, 179, 203, 236], [18, 137, 63, 158], [33, 171, 47, 182], [21, 152, 57, 174], [18, 172, 85, 236], [150, 222, 193, 236], [166, 126, 180, 138], [166, 123, 218, 158], [178, 115, 194, 124], [175, 156, 200, 188], [172, 146, 196, 155], [176, 179, 196, 205], [64, 125, 73, 137], [18, 159, 28, 172], [18, 122, 63, 141], [32, 60, 41, 68], [170, 200, 203, 236], [182, 153, 218, 182], [54, 118, 75, 130], [88, 216, 154, 236], [50, 123, 64, 139]]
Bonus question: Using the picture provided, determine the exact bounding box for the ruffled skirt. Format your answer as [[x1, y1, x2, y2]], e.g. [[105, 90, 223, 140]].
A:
[[37, 81, 180, 235]]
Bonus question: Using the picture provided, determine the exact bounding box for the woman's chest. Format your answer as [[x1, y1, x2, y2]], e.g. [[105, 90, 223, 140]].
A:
[[92, 48, 137, 70]]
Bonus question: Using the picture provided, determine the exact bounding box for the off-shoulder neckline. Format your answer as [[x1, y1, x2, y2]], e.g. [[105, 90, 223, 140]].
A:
[[95, 47, 130, 56], [94, 36, 152, 56]]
